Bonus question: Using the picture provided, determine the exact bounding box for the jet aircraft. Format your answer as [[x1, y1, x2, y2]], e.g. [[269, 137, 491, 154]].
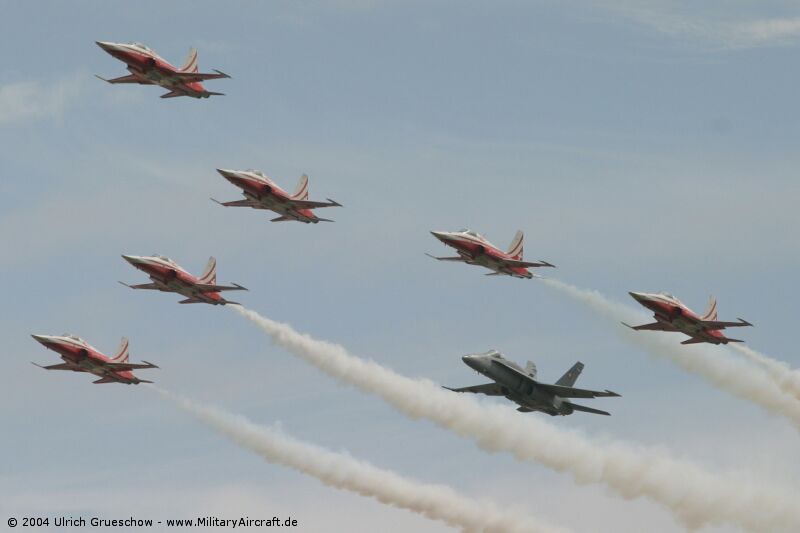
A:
[[212, 169, 342, 223], [95, 41, 229, 98], [446, 350, 619, 416], [31, 334, 157, 384], [121, 255, 246, 305], [624, 291, 752, 345], [427, 229, 555, 278]]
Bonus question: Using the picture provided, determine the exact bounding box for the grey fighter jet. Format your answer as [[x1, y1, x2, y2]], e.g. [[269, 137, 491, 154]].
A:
[[445, 350, 620, 416]]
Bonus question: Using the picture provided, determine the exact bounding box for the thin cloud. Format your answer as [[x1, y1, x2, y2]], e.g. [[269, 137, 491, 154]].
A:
[[0, 75, 83, 125]]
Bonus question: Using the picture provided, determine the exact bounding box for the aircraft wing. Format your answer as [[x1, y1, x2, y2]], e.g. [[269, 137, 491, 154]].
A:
[[194, 283, 248, 292], [95, 74, 150, 84], [171, 69, 231, 82], [537, 383, 620, 399], [119, 281, 165, 291], [564, 402, 611, 416], [444, 383, 505, 396], [211, 198, 261, 208], [32, 362, 78, 371], [698, 318, 753, 330], [285, 198, 342, 209], [499, 258, 556, 268], [103, 360, 159, 371], [622, 321, 676, 332], [425, 253, 466, 261]]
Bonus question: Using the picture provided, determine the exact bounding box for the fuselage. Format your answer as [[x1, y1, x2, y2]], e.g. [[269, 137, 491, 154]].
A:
[[431, 230, 532, 278], [463, 351, 570, 415], [628, 291, 727, 344], [122, 255, 225, 304], [216, 169, 320, 223], [96, 41, 210, 97], [31, 334, 140, 384]]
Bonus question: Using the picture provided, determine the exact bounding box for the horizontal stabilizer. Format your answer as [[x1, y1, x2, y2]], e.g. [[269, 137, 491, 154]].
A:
[[565, 402, 611, 416]]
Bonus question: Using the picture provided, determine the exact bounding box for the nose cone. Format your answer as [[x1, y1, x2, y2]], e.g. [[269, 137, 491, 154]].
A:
[[462, 354, 487, 372], [122, 254, 145, 266], [31, 334, 55, 345], [628, 291, 650, 303], [216, 168, 238, 181], [96, 41, 124, 53], [431, 230, 451, 242]]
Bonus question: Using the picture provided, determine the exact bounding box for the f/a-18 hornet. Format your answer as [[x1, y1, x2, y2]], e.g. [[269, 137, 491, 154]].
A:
[[31, 334, 157, 384], [121, 255, 247, 305], [95, 41, 230, 98], [212, 169, 342, 223], [446, 350, 620, 416], [428, 229, 555, 278], [625, 292, 752, 345]]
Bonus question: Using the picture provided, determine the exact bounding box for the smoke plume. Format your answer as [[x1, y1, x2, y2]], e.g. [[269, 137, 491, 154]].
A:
[[730, 344, 800, 400], [153, 387, 564, 533], [229, 304, 800, 532]]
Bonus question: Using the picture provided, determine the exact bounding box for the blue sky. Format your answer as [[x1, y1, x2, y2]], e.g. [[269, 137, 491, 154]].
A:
[[2, 2, 800, 532]]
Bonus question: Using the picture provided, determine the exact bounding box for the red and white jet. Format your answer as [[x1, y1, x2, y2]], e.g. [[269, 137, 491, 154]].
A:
[[121, 255, 247, 305], [624, 292, 753, 345], [427, 229, 555, 279], [31, 334, 157, 385], [95, 41, 230, 99], [212, 169, 342, 223]]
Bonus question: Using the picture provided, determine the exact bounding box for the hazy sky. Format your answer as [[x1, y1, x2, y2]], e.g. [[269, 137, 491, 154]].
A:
[[2, 2, 800, 532]]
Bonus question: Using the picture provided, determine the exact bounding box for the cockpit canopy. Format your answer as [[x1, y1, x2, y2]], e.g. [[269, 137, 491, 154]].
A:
[[128, 42, 153, 53], [459, 228, 485, 240], [153, 255, 178, 266], [62, 334, 88, 345]]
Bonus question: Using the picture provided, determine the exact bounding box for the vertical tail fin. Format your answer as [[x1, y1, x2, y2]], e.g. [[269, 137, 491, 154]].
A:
[[524, 361, 537, 379], [292, 174, 309, 200], [180, 48, 199, 73], [701, 296, 718, 321], [198, 257, 217, 285], [507, 230, 524, 259], [556, 362, 584, 387], [111, 337, 130, 363]]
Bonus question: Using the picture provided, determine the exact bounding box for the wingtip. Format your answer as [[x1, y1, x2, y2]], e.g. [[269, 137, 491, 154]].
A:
[[738, 318, 754, 327], [213, 69, 231, 79], [141, 360, 159, 369], [327, 198, 343, 207]]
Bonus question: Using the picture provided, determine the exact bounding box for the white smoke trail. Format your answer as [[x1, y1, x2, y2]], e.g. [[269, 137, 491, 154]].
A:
[[540, 278, 800, 427], [229, 304, 800, 532], [153, 387, 563, 533], [730, 344, 800, 400]]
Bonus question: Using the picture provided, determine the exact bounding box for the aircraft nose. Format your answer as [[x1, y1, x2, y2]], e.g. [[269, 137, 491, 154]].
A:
[[96, 41, 122, 52], [121, 254, 144, 265], [462, 354, 485, 372], [431, 231, 450, 241], [628, 291, 648, 302], [31, 334, 54, 345], [216, 168, 238, 180]]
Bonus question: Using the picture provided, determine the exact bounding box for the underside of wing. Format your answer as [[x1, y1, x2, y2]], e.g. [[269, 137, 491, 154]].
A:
[[285, 198, 342, 209], [537, 383, 620, 399], [103, 361, 158, 371], [444, 383, 505, 396], [211, 198, 260, 208], [194, 283, 248, 292], [160, 90, 186, 99], [500, 258, 556, 269], [565, 402, 611, 416], [622, 321, 676, 332], [698, 318, 753, 330], [171, 70, 231, 82], [32, 362, 79, 371], [95, 74, 150, 84], [425, 253, 466, 262], [119, 281, 164, 291]]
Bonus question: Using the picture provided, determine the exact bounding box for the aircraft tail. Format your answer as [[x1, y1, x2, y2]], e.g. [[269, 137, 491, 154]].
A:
[[701, 295, 718, 321], [524, 361, 537, 379], [198, 257, 217, 285], [507, 230, 524, 259], [555, 362, 584, 387], [111, 337, 130, 363], [180, 47, 199, 73], [292, 174, 309, 200]]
